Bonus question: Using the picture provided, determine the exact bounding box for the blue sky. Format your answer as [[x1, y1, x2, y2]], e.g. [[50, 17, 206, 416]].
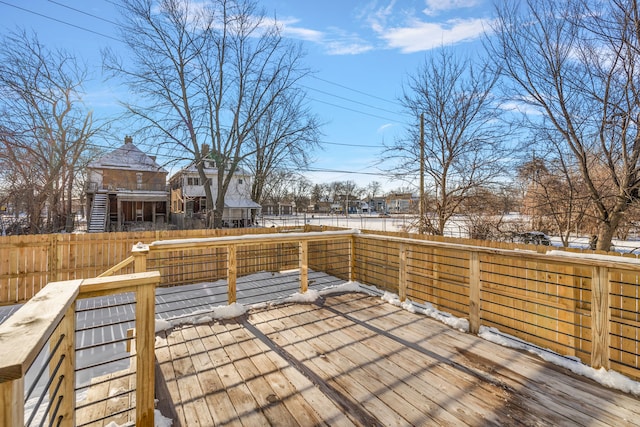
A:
[[0, 0, 494, 191]]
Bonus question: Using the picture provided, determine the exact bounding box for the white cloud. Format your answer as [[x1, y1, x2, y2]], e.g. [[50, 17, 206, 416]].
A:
[[363, 0, 492, 53], [377, 123, 396, 133], [273, 17, 372, 55], [378, 17, 489, 53], [423, 0, 480, 16]]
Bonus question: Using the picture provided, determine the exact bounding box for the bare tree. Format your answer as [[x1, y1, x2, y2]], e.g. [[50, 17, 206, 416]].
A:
[[517, 152, 591, 246], [489, 0, 640, 250], [247, 87, 320, 207], [287, 176, 313, 214], [0, 30, 98, 233], [392, 47, 511, 235], [106, 0, 313, 228]]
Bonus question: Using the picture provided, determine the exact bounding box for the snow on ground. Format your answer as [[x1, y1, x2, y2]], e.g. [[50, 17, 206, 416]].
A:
[[262, 213, 640, 254]]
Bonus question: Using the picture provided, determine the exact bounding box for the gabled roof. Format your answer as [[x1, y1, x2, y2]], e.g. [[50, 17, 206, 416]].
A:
[[169, 161, 251, 181], [88, 139, 167, 173]]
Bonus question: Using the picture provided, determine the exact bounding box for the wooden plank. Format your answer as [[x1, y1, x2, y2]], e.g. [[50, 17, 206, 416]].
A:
[[154, 332, 186, 425], [0, 279, 81, 381], [286, 303, 488, 426], [187, 324, 243, 427], [220, 322, 301, 425], [208, 321, 274, 426], [166, 326, 214, 426], [231, 316, 330, 427], [336, 294, 640, 425]]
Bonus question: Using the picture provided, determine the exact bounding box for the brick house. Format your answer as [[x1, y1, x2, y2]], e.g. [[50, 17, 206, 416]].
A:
[[85, 136, 169, 232]]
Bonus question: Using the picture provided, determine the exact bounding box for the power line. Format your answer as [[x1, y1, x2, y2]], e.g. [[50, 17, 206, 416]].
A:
[[310, 75, 399, 106], [3, 1, 410, 126], [0, 0, 122, 43], [320, 140, 384, 148], [310, 97, 405, 123], [301, 84, 405, 118], [47, 0, 120, 26]]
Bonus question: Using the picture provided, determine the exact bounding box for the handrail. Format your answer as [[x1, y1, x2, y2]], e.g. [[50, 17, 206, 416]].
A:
[[0, 280, 81, 382], [98, 255, 135, 277], [358, 232, 640, 271], [0, 272, 160, 427], [147, 228, 359, 250]]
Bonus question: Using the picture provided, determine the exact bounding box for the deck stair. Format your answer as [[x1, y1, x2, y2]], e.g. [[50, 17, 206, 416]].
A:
[[88, 193, 108, 233]]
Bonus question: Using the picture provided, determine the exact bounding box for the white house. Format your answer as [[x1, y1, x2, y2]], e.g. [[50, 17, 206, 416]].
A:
[[169, 162, 261, 228]]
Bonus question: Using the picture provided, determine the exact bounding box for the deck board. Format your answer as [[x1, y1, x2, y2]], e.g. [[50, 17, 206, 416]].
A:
[[155, 293, 640, 427]]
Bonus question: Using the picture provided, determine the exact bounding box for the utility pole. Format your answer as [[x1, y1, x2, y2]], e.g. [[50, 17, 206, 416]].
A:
[[419, 113, 425, 234]]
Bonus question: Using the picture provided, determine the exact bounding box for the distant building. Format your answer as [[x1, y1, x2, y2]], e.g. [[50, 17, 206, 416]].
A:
[[261, 200, 295, 216], [85, 136, 169, 232], [368, 197, 387, 213], [169, 161, 261, 228], [386, 192, 417, 214]]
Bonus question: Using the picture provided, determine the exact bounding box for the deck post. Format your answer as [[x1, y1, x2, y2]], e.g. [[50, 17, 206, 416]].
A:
[[135, 279, 157, 426], [591, 266, 611, 370], [469, 251, 481, 335], [349, 235, 356, 282], [399, 243, 407, 302], [0, 379, 24, 426], [132, 243, 150, 273], [228, 244, 237, 304], [299, 240, 308, 293]]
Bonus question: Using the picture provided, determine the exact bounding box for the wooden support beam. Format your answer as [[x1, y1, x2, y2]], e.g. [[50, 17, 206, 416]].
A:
[[469, 251, 481, 335], [591, 266, 611, 370], [135, 281, 156, 426], [349, 235, 356, 282], [299, 241, 308, 293], [228, 245, 237, 304], [399, 244, 407, 302], [0, 378, 23, 426]]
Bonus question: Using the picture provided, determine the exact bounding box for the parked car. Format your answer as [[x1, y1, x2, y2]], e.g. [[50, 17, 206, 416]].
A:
[[515, 231, 552, 246]]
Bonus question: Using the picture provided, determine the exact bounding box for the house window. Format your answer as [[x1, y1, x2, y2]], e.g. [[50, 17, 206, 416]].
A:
[[187, 177, 200, 186], [238, 178, 243, 185], [136, 173, 143, 190]]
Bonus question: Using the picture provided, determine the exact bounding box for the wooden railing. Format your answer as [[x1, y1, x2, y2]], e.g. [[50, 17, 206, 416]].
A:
[[1, 228, 638, 426], [0, 227, 293, 305], [353, 233, 640, 380], [0, 272, 160, 426]]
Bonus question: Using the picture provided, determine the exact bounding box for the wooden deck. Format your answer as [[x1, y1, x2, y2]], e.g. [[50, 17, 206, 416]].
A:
[[154, 292, 640, 427]]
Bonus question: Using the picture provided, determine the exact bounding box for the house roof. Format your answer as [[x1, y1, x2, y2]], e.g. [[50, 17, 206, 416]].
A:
[[169, 161, 251, 181], [88, 140, 167, 173]]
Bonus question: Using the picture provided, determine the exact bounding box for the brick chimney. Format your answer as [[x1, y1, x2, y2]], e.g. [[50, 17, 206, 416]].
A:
[[124, 135, 133, 144]]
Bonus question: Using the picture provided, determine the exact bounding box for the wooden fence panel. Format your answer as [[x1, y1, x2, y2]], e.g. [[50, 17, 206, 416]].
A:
[[609, 268, 640, 379], [0, 228, 284, 305]]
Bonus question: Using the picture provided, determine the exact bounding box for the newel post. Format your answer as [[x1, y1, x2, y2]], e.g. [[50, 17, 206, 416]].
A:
[[299, 240, 308, 293], [591, 266, 611, 370], [132, 243, 150, 273], [135, 273, 159, 426], [469, 251, 481, 335]]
